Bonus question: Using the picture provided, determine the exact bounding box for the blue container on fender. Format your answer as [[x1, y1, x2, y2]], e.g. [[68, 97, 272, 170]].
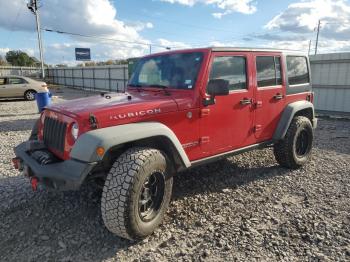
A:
[[35, 92, 52, 113]]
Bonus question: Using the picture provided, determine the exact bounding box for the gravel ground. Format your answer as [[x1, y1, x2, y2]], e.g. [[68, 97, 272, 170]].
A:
[[0, 87, 349, 261]]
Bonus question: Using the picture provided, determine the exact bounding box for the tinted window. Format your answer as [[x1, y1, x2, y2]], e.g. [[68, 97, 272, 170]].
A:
[[256, 56, 282, 87], [8, 78, 25, 84], [0, 78, 5, 85], [129, 52, 203, 89], [287, 56, 309, 85], [209, 56, 247, 91]]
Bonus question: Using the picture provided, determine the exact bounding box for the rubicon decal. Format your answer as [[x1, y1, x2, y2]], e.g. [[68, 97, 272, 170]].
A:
[[109, 108, 161, 120]]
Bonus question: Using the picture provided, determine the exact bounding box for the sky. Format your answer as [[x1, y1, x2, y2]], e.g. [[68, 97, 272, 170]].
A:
[[0, 0, 349, 65]]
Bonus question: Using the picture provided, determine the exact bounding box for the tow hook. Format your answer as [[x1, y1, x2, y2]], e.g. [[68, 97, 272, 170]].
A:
[[30, 177, 38, 191], [12, 157, 21, 170]]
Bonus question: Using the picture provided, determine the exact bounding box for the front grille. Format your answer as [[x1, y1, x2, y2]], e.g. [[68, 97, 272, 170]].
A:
[[43, 117, 67, 153]]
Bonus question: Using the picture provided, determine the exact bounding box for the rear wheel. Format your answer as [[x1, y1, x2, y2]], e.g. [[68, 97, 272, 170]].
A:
[[101, 147, 173, 240], [273, 116, 313, 169], [24, 90, 36, 101]]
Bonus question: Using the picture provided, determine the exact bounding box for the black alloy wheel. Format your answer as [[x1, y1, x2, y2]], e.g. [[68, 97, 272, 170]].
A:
[[295, 128, 310, 157], [138, 171, 165, 222]]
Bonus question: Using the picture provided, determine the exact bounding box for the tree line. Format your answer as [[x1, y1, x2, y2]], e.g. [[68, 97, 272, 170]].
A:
[[0, 50, 133, 67], [0, 50, 39, 66]]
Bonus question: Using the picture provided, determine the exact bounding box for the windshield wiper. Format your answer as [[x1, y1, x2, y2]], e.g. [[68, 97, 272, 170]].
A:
[[147, 84, 168, 89], [148, 84, 171, 95], [128, 83, 145, 92]]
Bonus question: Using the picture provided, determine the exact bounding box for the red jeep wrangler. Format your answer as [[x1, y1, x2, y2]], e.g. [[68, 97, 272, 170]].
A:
[[14, 47, 317, 240]]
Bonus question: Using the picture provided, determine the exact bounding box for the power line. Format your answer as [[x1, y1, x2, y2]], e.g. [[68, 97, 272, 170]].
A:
[[42, 28, 173, 51], [315, 20, 321, 55]]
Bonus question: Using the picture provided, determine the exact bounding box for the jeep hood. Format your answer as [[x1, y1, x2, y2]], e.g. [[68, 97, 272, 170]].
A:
[[47, 91, 179, 126]]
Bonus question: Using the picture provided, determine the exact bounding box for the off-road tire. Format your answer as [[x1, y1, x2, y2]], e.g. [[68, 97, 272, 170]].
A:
[[101, 147, 173, 240], [24, 90, 36, 101], [273, 116, 313, 169]]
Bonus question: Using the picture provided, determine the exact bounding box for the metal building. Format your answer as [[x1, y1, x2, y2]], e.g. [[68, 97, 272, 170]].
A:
[[310, 53, 350, 114]]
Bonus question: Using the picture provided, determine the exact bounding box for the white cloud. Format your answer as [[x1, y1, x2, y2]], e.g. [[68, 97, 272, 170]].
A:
[[159, 0, 257, 17], [156, 38, 190, 49], [0, 0, 156, 63], [265, 0, 350, 39], [159, 0, 197, 5], [263, 0, 350, 53]]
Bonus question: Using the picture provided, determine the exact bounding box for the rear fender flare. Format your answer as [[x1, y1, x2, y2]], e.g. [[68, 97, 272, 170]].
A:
[[273, 101, 315, 141]]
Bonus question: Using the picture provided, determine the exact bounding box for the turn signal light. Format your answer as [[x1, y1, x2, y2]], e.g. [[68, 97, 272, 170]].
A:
[[96, 147, 105, 157]]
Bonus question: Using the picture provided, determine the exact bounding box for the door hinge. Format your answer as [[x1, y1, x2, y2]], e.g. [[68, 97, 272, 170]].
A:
[[200, 136, 210, 144], [254, 125, 262, 132]]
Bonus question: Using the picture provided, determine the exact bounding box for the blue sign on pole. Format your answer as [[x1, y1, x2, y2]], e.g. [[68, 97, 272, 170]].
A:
[[75, 48, 91, 61]]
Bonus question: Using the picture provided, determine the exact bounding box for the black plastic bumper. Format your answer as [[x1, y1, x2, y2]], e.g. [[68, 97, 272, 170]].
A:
[[14, 142, 97, 190]]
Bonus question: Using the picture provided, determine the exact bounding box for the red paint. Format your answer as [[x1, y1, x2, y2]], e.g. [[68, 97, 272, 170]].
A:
[[37, 48, 313, 162]]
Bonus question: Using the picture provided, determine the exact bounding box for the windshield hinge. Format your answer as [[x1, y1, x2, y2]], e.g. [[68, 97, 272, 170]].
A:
[[89, 113, 98, 129]]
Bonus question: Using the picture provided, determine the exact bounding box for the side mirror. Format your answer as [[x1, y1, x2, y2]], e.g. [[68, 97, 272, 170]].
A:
[[207, 79, 229, 96]]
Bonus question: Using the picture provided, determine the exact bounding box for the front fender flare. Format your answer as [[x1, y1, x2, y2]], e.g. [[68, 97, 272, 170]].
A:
[[70, 122, 191, 168]]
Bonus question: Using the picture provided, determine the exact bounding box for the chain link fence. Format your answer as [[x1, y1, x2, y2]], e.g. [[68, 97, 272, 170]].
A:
[[46, 65, 129, 92]]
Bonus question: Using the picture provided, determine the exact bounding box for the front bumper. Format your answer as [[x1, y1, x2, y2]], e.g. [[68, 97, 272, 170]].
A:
[[14, 141, 97, 190]]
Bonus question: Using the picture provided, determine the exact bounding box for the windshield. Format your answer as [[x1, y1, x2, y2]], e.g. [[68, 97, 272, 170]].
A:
[[129, 52, 204, 89]]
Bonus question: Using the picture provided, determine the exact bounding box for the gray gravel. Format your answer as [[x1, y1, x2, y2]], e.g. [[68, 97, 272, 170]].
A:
[[0, 87, 349, 261]]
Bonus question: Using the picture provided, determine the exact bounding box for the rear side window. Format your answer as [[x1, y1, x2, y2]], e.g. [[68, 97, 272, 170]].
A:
[[256, 56, 282, 87], [286, 56, 309, 85], [8, 78, 25, 84], [209, 56, 247, 91]]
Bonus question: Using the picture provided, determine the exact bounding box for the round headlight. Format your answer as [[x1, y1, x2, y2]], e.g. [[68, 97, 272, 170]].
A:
[[71, 122, 79, 140]]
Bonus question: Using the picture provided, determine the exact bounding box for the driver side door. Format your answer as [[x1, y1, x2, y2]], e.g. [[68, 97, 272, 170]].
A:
[[199, 52, 255, 157]]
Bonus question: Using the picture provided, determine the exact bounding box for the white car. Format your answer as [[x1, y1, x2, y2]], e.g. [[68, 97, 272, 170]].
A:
[[0, 75, 49, 101]]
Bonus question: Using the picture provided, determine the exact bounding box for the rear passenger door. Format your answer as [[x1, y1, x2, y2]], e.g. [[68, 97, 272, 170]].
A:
[[254, 54, 285, 142]]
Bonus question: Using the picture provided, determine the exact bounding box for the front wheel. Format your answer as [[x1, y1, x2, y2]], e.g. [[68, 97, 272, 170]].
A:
[[274, 116, 314, 169], [101, 147, 173, 240]]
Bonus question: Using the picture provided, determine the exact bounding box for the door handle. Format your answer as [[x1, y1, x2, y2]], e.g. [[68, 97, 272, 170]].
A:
[[274, 93, 284, 100], [240, 98, 252, 105]]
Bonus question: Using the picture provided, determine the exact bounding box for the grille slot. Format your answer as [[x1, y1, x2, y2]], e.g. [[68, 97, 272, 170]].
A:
[[43, 117, 67, 153]]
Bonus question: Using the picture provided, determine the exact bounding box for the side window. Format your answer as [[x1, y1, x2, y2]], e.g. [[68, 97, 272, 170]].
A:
[[8, 78, 25, 84], [0, 78, 5, 85], [208, 56, 247, 91], [256, 56, 282, 87], [286, 56, 309, 85]]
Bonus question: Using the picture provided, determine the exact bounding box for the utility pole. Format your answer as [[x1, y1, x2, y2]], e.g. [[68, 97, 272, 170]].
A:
[[308, 39, 312, 55], [27, 0, 45, 78], [149, 44, 152, 54], [314, 20, 321, 55]]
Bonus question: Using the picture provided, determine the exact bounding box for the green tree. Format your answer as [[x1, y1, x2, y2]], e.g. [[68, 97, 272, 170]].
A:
[[5, 50, 37, 66]]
